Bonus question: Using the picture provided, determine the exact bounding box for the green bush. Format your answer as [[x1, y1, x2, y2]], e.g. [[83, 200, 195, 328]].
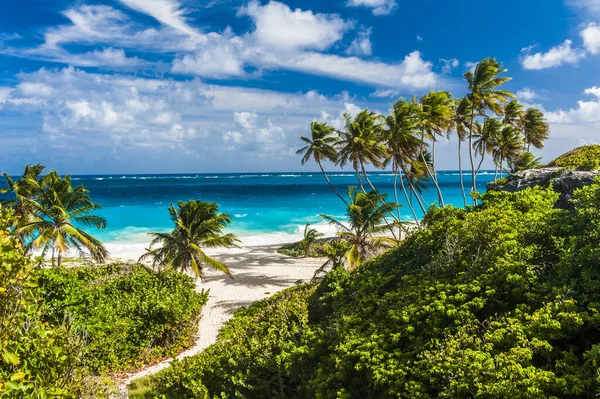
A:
[[134, 185, 600, 398], [547, 144, 600, 170], [39, 263, 209, 374]]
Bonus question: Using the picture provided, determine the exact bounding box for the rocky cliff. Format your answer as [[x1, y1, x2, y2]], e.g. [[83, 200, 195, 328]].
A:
[[487, 168, 600, 209]]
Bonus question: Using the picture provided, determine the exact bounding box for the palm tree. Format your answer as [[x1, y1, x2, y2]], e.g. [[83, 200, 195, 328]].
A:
[[522, 108, 549, 152], [297, 122, 347, 205], [19, 172, 108, 266], [464, 58, 515, 201], [452, 97, 473, 207], [502, 100, 524, 129], [385, 98, 423, 223], [300, 223, 324, 257], [1, 164, 46, 247], [415, 91, 455, 207], [337, 109, 388, 192], [319, 187, 398, 269], [473, 117, 502, 183], [493, 126, 523, 178], [140, 200, 239, 280], [508, 151, 543, 173]]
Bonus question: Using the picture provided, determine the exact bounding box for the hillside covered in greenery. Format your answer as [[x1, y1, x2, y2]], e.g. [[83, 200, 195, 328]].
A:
[[133, 182, 600, 398], [547, 144, 600, 170]]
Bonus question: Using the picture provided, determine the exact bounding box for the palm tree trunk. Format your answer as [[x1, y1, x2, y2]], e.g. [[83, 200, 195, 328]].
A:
[[359, 162, 398, 240], [318, 161, 348, 205], [431, 139, 445, 207], [51, 248, 55, 267], [355, 169, 366, 192], [494, 163, 499, 182], [57, 251, 62, 268], [457, 138, 467, 207], [468, 106, 477, 205], [398, 168, 420, 228], [419, 131, 444, 207]]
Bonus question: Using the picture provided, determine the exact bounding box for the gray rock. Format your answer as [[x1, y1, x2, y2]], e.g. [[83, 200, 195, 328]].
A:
[[487, 168, 600, 210]]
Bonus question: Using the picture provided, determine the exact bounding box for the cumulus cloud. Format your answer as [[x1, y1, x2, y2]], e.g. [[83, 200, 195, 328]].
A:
[[521, 40, 585, 70], [238, 1, 351, 51], [545, 86, 600, 125], [346, 0, 397, 15], [440, 58, 459, 74], [582, 23, 600, 54], [345, 27, 372, 56], [566, 0, 600, 16], [118, 0, 200, 37], [516, 88, 539, 101], [234, 112, 258, 129]]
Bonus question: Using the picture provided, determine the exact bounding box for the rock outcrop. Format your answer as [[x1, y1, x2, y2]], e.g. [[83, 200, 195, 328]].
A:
[[487, 168, 600, 209]]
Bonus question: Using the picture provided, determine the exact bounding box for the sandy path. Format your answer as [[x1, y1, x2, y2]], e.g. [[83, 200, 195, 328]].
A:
[[116, 245, 323, 397]]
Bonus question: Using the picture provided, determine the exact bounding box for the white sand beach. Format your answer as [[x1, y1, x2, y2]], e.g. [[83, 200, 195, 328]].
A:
[[115, 244, 324, 395]]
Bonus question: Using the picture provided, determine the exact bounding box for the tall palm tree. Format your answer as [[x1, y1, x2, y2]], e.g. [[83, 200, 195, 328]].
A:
[[19, 172, 107, 266], [385, 98, 423, 223], [297, 122, 347, 205], [337, 109, 389, 192], [452, 97, 472, 207], [464, 58, 515, 201], [140, 200, 239, 280], [522, 108, 549, 152], [473, 117, 502, 183], [300, 223, 324, 257], [319, 187, 398, 269], [493, 126, 523, 178], [415, 91, 455, 207]]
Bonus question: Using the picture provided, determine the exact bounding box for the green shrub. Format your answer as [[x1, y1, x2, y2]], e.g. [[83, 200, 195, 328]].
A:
[[39, 263, 209, 374], [547, 144, 600, 170], [135, 185, 600, 398]]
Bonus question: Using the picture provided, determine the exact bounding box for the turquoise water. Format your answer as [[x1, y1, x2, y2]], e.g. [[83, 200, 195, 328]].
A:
[[57, 171, 498, 253]]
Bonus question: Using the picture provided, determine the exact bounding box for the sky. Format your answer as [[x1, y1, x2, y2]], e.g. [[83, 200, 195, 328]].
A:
[[0, 0, 599, 174]]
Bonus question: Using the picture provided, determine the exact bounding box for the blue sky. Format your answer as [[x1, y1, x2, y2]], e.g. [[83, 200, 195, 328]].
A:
[[1, 0, 599, 174]]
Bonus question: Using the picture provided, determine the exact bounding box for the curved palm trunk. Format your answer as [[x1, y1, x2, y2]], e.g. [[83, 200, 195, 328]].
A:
[[431, 140, 445, 207], [398, 168, 420, 228], [473, 149, 487, 204], [419, 131, 444, 207], [359, 161, 398, 240], [318, 160, 348, 205], [468, 107, 477, 205], [355, 169, 366, 192], [57, 251, 62, 268], [457, 138, 467, 207]]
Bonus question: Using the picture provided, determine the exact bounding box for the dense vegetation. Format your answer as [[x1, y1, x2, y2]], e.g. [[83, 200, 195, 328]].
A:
[[132, 182, 600, 398], [547, 144, 600, 170], [39, 264, 208, 374], [0, 206, 113, 398]]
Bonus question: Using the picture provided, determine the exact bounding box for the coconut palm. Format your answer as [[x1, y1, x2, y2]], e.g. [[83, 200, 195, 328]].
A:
[[337, 109, 388, 192], [1, 164, 46, 247], [19, 172, 107, 266], [508, 151, 543, 173], [385, 98, 423, 223], [415, 91, 455, 206], [140, 200, 239, 280], [452, 97, 473, 207], [493, 126, 523, 178], [502, 100, 524, 129], [522, 108, 550, 152], [297, 122, 347, 205], [319, 187, 398, 269], [473, 117, 502, 181], [300, 223, 324, 257], [464, 58, 515, 201]]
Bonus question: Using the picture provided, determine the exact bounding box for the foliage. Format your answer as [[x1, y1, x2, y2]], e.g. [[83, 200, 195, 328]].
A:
[[140, 200, 239, 280], [129, 285, 315, 399], [135, 184, 600, 398], [299, 223, 325, 257], [547, 144, 600, 171], [39, 263, 209, 374], [508, 151, 543, 172], [0, 205, 113, 398]]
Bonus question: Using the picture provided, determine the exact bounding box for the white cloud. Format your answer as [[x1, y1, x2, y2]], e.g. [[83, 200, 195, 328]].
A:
[[234, 112, 258, 129], [440, 58, 459, 74], [566, 0, 600, 16], [345, 27, 372, 56], [582, 23, 600, 54], [239, 1, 351, 51], [516, 88, 538, 101], [545, 86, 600, 125], [346, 0, 397, 15], [370, 88, 400, 98], [118, 0, 200, 37], [18, 82, 55, 98], [521, 40, 585, 70], [0, 87, 13, 104], [416, 35, 423, 42]]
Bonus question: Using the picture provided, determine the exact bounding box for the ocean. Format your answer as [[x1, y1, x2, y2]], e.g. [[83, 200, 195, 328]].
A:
[[53, 171, 498, 255]]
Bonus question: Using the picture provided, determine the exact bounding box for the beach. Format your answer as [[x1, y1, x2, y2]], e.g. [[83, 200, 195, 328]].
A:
[[116, 244, 324, 394]]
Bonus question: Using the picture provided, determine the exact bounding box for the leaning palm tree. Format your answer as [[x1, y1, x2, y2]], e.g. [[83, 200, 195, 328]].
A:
[[319, 187, 398, 269], [473, 117, 502, 183], [492, 126, 523, 179], [20, 172, 108, 266], [522, 108, 549, 152], [337, 109, 389, 192], [502, 100, 524, 129], [297, 122, 347, 205], [452, 97, 473, 207], [140, 200, 239, 280], [464, 58, 515, 201]]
